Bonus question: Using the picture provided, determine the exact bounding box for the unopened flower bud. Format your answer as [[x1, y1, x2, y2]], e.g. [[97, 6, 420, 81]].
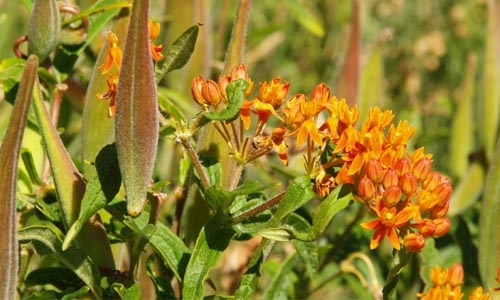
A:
[[413, 157, 432, 181], [423, 171, 442, 190], [430, 201, 449, 218], [357, 176, 376, 201], [382, 185, 401, 207], [413, 219, 436, 236], [201, 79, 222, 106], [395, 158, 411, 176], [382, 168, 399, 188], [432, 217, 451, 237], [448, 263, 464, 287], [434, 181, 452, 206], [404, 232, 426, 252], [399, 172, 417, 196], [366, 158, 383, 183]]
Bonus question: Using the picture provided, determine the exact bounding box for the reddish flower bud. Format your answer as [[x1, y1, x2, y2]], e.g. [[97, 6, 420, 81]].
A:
[[448, 263, 464, 287], [399, 172, 417, 196], [395, 158, 411, 176], [191, 76, 206, 106], [201, 79, 222, 106], [432, 217, 451, 237], [413, 219, 436, 236], [404, 232, 426, 252], [434, 181, 452, 206], [382, 168, 399, 188], [423, 171, 442, 190], [430, 201, 449, 218], [310, 83, 331, 106], [412, 157, 432, 181], [357, 176, 376, 201], [366, 158, 383, 183], [382, 185, 401, 207]]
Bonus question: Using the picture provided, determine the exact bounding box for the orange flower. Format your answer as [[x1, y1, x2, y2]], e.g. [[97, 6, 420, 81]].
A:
[[96, 74, 119, 118], [148, 20, 164, 61], [99, 32, 122, 74], [361, 199, 418, 250], [271, 126, 289, 165]]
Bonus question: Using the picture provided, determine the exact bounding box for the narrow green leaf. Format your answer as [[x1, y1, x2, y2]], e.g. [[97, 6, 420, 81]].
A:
[[311, 184, 354, 239], [235, 176, 316, 299], [182, 215, 236, 299], [63, 143, 121, 250], [382, 251, 414, 299], [106, 203, 191, 280], [18, 226, 102, 299], [259, 227, 294, 242], [448, 162, 485, 216], [81, 7, 130, 177], [0, 54, 38, 299], [261, 252, 299, 300], [359, 42, 384, 123], [155, 24, 199, 83], [204, 79, 249, 121], [206, 180, 274, 212], [115, 0, 158, 216], [285, 0, 325, 37], [449, 54, 476, 177], [479, 137, 500, 292], [28, 0, 60, 61], [288, 214, 318, 280], [113, 282, 141, 299]]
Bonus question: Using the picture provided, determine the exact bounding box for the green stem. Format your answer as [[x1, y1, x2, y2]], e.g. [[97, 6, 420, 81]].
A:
[[230, 191, 286, 224], [178, 136, 211, 189], [222, 0, 252, 74]]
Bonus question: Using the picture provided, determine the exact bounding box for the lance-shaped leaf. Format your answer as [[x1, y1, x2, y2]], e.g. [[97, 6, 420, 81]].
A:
[[155, 24, 199, 83], [18, 226, 102, 299], [115, 0, 159, 216], [28, 0, 60, 61], [31, 64, 114, 268], [0, 55, 38, 300], [203, 79, 249, 121]]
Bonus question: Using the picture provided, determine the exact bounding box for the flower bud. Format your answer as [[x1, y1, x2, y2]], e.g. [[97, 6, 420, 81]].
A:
[[399, 172, 417, 196], [28, 0, 61, 61], [423, 171, 442, 190], [366, 158, 383, 183], [357, 176, 376, 201], [414, 219, 436, 236], [191, 76, 205, 106], [382, 185, 401, 207], [434, 181, 452, 206], [201, 79, 222, 107], [395, 158, 411, 176], [382, 168, 399, 188], [448, 263, 464, 287], [432, 217, 451, 237], [412, 157, 432, 181], [404, 232, 426, 252], [430, 201, 449, 218]]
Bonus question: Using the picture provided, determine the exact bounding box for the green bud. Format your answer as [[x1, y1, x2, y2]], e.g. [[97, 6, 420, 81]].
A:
[[28, 0, 61, 61]]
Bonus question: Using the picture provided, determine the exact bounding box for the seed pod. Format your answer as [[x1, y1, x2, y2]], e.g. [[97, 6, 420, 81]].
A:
[[115, 0, 158, 216], [28, 0, 60, 61]]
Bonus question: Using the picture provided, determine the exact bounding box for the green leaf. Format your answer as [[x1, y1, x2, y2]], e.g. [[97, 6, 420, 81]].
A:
[[382, 250, 414, 299], [25, 267, 82, 289], [285, 0, 325, 37], [311, 184, 354, 239], [261, 252, 299, 300], [18, 226, 102, 299], [155, 24, 199, 83], [0, 55, 38, 299], [479, 137, 500, 292], [204, 79, 249, 121], [235, 176, 316, 299], [113, 282, 141, 299], [259, 227, 295, 242], [63, 143, 121, 250], [205, 180, 274, 212], [106, 202, 191, 280], [182, 215, 236, 299], [287, 214, 318, 280], [448, 162, 485, 216]]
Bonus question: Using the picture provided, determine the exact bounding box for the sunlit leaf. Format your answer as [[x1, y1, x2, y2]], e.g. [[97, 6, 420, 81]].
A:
[[204, 79, 249, 121]]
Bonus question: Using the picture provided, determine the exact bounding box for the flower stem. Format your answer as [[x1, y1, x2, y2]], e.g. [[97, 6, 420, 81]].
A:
[[230, 191, 286, 224]]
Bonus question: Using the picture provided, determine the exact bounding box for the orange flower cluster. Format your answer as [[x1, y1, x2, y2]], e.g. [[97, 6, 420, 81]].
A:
[[97, 20, 163, 118], [190, 64, 452, 251], [417, 264, 491, 300]]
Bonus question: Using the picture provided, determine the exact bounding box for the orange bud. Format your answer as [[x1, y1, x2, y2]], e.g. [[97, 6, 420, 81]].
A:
[[423, 171, 442, 190], [448, 263, 464, 287], [201, 79, 222, 106], [382, 185, 401, 207], [310, 82, 331, 105], [434, 180, 452, 206], [399, 172, 417, 196], [357, 176, 376, 201], [432, 217, 451, 237], [382, 168, 399, 188], [191, 76, 206, 106], [412, 157, 432, 181], [430, 201, 449, 218], [413, 219, 436, 236], [366, 158, 383, 183], [395, 158, 411, 176], [404, 232, 426, 252]]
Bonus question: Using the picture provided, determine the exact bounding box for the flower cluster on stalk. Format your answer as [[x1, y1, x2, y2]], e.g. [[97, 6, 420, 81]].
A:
[[190, 64, 453, 252], [97, 20, 163, 117], [417, 263, 491, 300]]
